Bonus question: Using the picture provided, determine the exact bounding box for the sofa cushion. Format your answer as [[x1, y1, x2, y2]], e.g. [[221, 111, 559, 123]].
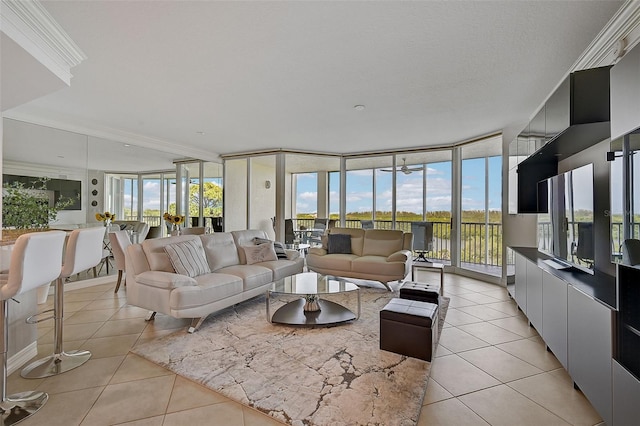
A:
[[164, 239, 211, 277], [231, 230, 269, 264], [200, 233, 240, 271], [217, 264, 273, 291], [170, 273, 244, 309], [142, 235, 200, 273], [242, 242, 278, 264], [254, 237, 288, 259], [258, 258, 304, 281], [327, 234, 352, 254], [136, 270, 197, 289], [362, 230, 404, 257]]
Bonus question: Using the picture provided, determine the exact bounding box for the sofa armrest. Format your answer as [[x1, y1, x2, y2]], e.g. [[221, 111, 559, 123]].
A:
[[386, 250, 411, 262], [308, 247, 327, 256], [284, 249, 300, 261], [136, 271, 197, 289]]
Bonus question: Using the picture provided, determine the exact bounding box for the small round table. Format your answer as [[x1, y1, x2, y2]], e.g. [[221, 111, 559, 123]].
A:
[[267, 272, 360, 326]]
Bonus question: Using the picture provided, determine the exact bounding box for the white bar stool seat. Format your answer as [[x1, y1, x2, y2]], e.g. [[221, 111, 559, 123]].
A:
[[0, 231, 66, 425], [21, 227, 104, 379]]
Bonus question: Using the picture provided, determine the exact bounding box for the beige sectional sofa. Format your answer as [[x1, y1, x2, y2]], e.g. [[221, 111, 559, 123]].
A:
[[306, 227, 413, 290], [125, 229, 304, 332]]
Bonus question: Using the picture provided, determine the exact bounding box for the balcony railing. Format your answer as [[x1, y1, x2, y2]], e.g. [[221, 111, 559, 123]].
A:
[[292, 219, 503, 267]]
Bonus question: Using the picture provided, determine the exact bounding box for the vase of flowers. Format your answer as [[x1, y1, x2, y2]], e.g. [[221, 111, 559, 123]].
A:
[[163, 213, 185, 236], [95, 211, 116, 226]]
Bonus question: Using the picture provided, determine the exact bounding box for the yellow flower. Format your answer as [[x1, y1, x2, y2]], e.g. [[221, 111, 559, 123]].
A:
[[172, 216, 182, 224], [95, 211, 115, 222]]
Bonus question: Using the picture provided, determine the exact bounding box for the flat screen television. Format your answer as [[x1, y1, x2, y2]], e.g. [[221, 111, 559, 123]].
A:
[[538, 163, 595, 274]]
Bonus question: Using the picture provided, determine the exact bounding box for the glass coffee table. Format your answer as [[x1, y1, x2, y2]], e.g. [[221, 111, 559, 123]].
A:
[[267, 272, 360, 326]]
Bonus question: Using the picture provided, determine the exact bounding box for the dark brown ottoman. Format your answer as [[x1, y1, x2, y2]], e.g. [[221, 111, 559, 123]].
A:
[[399, 281, 441, 305], [380, 298, 438, 361]]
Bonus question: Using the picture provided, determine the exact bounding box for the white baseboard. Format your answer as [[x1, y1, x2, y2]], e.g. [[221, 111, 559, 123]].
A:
[[44, 275, 117, 296], [8, 342, 37, 376]]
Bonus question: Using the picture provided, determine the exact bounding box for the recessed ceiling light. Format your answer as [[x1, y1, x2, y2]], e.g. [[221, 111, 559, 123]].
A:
[[196, 131, 205, 135], [354, 105, 366, 111], [124, 144, 131, 147]]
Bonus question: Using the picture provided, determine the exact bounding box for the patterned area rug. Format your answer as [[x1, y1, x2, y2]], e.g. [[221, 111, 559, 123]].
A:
[[132, 282, 448, 425]]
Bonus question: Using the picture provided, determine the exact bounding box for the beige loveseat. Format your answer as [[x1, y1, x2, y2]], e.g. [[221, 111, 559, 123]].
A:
[[306, 227, 413, 290], [125, 229, 304, 332]]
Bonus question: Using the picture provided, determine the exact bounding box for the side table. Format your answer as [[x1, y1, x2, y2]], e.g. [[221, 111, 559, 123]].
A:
[[411, 262, 445, 296]]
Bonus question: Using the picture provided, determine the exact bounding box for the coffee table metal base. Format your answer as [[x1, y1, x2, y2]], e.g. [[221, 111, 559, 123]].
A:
[[268, 297, 358, 326]]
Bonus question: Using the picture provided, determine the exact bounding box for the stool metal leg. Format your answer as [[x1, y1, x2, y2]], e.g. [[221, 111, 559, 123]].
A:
[[0, 300, 48, 424], [20, 279, 91, 379]]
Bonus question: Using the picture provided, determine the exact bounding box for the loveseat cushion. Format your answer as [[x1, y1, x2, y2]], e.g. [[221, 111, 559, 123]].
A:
[[164, 239, 211, 277], [216, 264, 273, 291], [362, 230, 404, 257], [307, 253, 358, 272], [200, 233, 240, 271], [327, 228, 365, 256], [136, 270, 197, 289], [352, 255, 407, 277], [170, 273, 243, 309]]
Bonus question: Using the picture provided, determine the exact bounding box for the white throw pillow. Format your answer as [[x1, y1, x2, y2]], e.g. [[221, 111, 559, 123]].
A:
[[243, 242, 278, 264], [164, 239, 211, 277]]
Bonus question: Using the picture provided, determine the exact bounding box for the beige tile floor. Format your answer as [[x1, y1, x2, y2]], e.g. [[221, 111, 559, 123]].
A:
[[6, 272, 603, 425]]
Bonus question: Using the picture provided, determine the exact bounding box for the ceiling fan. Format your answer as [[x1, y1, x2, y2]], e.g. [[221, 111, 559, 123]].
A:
[[381, 158, 423, 175]]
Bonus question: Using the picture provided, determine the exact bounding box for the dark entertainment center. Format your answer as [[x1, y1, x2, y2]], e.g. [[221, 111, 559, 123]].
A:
[[510, 54, 640, 424]]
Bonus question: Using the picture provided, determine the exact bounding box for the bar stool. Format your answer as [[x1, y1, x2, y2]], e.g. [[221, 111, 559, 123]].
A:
[[0, 231, 66, 425], [21, 227, 104, 379]]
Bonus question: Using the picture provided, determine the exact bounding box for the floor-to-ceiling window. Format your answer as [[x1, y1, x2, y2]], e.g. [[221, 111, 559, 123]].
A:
[[294, 172, 318, 220], [460, 137, 502, 277]]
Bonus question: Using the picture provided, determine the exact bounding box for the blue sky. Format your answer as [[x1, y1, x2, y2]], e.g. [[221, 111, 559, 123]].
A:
[[297, 157, 502, 215]]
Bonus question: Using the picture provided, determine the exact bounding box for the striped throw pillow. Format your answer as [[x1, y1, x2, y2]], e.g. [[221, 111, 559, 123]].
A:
[[164, 239, 211, 277]]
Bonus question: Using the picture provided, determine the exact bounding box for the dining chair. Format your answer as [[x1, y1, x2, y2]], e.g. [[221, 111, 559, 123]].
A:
[[181, 227, 206, 235], [137, 223, 150, 241], [0, 231, 66, 425], [97, 224, 120, 275], [21, 227, 104, 378], [284, 219, 295, 244], [109, 230, 131, 293], [361, 220, 374, 229], [146, 225, 163, 239]]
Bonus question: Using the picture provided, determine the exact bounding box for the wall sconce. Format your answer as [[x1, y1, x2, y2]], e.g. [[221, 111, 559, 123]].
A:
[[606, 151, 622, 162], [265, 180, 271, 189]]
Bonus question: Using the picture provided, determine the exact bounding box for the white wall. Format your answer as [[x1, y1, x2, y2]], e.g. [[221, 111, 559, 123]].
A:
[[224, 159, 248, 231], [501, 128, 538, 251], [249, 157, 276, 239]]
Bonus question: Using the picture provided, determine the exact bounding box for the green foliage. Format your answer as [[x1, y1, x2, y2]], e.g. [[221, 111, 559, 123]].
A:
[[189, 182, 223, 217], [2, 178, 75, 229]]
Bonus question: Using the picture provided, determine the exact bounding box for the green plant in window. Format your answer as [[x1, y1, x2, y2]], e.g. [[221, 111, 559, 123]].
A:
[[2, 178, 76, 229]]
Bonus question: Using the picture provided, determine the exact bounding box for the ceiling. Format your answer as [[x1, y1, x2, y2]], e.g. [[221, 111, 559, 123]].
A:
[[4, 1, 625, 162]]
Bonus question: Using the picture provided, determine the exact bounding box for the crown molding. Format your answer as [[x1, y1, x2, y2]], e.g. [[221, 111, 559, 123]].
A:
[[572, 0, 640, 71], [1, 0, 86, 85], [3, 110, 222, 163], [527, 0, 640, 122]]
